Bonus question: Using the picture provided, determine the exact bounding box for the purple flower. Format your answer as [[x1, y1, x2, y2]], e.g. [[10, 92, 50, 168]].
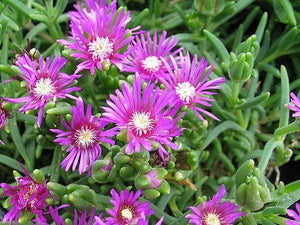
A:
[[51, 98, 117, 174], [0, 164, 52, 225], [286, 204, 300, 225], [288, 93, 300, 118], [34, 206, 96, 225], [122, 30, 180, 82], [4, 54, 81, 127], [159, 52, 226, 121], [95, 213, 164, 225], [59, 0, 136, 74], [0, 100, 9, 145], [105, 189, 154, 225], [102, 76, 183, 159], [186, 185, 244, 225]]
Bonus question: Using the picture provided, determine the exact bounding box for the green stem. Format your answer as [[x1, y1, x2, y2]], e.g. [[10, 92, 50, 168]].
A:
[[231, 82, 241, 104], [258, 139, 280, 173], [274, 120, 300, 139], [151, 203, 177, 223]]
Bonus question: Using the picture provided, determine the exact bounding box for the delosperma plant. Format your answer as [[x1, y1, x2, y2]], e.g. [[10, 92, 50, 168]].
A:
[[0, 0, 299, 224]]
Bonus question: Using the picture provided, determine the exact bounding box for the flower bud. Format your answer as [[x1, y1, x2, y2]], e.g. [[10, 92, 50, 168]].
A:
[[235, 159, 255, 187], [33, 169, 45, 183], [194, 0, 225, 16], [47, 182, 68, 196], [143, 189, 160, 200], [120, 165, 135, 179], [114, 152, 130, 165]]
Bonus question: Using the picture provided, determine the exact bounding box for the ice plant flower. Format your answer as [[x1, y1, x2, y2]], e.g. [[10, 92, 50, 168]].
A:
[[59, 0, 136, 74], [186, 185, 244, 225], [0, 100, 9, 145], [288, 93, 300, 118], [51, 98, 117, 174], [102, 76, 183, 158], [105, 189, 154, 225], [286, 203, 300, 225], [0, 164, 52, 225], [159, 52, 226, 121], [34, 206, 96, 225], [4, 54, 81, 127], [122, 30, 180, 82]]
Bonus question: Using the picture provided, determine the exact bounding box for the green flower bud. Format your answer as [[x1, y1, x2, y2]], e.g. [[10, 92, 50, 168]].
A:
[[143, 189, 160, 200], [174, 170, 192, 181], [120, 165, 135, 179], [245, 177, 264, 211], [114, 152, 130, 165], [236, 35, 260, 57], [69, 193, 93, 211], [18, 211, 34, 224], [47, 182, 68, 196], [228, 52, 253, 83], [135, 176, 151, 189], [235, 183, 247, 206], [33, 169, 45, 183], [235, 159, 255, 187], [157, 180, 171, 194], [194, 0, 225, 16], [117, 129, 128, 142], [187, 151, 200, 169]]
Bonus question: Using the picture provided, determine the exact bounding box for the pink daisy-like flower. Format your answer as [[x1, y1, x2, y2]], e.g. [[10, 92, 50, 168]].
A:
[[159, 52, 226, 121], [122, 30, 180, 82], [186, 185, 244, 225], [0, 164, 52, 225], [286, 204, 300, 225], [288, 93, 300, 118], [59, 0, 136, 74], [0, 100, 9, 145], [102, 76, 183, 158], [105, 189, 154, 225], [34, 206, 96, 225], [51, 98, 117, 174], [4, 54, 81, 127]]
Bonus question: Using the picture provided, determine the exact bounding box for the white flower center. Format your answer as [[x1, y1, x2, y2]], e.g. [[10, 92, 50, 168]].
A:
[[175, 82, 196, 103], [128, 111, 155, 136], [205, 213, 221, 225], [33, 78, 55, 97], [121, 208, 133, 220], [88, 36, 114, 61], [74, 127, 96, 148], [141, 56, 162, 73]]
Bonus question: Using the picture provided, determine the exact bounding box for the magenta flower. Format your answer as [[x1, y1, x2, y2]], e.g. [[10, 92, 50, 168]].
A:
[[186, 185, 244, 225], [4, 54, 81, 127], [51, 98, 117, 174], [0, 164, 52, 225], [105, 189, 154, 225], [59, 0, 136, 74], [159, 52, 226, 121], [122, 30, 180, 82], [95, 213, 164, 225], [102, 76, 183, 159], [0, 100, 9, 145], [288, 93, 300, 118], [286, 204, 300, 225]]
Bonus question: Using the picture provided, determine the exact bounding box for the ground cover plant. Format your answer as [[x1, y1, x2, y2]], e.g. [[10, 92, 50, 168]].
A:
[[0, 0, 300, 224]]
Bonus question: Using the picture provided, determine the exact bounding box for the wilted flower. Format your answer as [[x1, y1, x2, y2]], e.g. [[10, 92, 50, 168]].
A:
[[122, 30, 180, 82], [102, 76, 182, 159], [4, 54, 81, 127], [0, 100, 9, 145], [51, 98, 117, 174], [286, 203, 300, 225], [59, 0, 136, 74], [288, 93, 300, 118], [159, 52, 226, 121], [105, 189, 154, 225], [186, 185, 244, 225], [0, 164, 52, 225]]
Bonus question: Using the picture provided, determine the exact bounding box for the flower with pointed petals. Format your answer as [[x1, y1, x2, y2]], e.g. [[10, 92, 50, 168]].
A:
[[51, 98, 117, 174], [288, 93, 300, 118], [105, 189, 154, 225], [159, 52, 226, 121], [0, 164, 52, 225], [286, 204, 300, 225], [0, 100, 9, 145], [122, 30, 180, 82], [4, 54, 81, 127], [102, 76, 183, 159], [34, 206, 96, 225], [186, 185, 244, 225], [59, 0, 137, 74]]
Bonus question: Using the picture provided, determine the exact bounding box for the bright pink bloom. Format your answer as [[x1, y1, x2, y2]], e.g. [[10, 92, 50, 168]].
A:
[[288, 93, 300, 118], [159, 52, 226, 121], [286, 204, 300, 225], [0, 164, 52, 225], [105, 189, 154, 225], [102, 76, 183, 159], [51, 98, 117, 174], [186, 185, 244, 225], [4, 54, 81, 127], [59, 0, 136, 74], [122, 30, 180, 82], [0, 100, 9, 145]]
